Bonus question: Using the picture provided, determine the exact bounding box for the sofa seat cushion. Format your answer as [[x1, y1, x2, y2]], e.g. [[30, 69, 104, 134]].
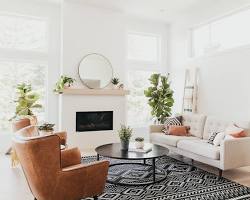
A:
[[150, 133, 199, 147], [177, 139, 220, 160]]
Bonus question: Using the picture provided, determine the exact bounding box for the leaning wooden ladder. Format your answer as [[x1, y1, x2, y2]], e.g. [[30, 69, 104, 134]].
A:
[[182, 67, 198, 113]]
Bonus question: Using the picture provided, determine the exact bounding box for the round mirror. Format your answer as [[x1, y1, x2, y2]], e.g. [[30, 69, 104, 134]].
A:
[[78, 53, 113, 89]]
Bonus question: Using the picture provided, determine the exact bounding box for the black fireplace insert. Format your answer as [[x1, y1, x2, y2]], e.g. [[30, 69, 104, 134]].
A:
[[76, 111, 113, 132]]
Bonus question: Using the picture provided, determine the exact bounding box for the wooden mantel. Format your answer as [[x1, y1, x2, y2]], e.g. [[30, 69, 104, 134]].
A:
[[61, 88, 130, 96]]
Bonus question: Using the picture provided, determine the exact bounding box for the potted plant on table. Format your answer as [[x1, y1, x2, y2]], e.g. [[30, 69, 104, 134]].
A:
[[118, 125, 132, 151], [38, 123, 55, 136], [135, 137, 144, 149], [54, 75, 75, 94]]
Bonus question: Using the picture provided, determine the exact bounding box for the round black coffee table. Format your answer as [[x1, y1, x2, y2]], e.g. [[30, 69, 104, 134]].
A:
[[95, 143, 169, 186]]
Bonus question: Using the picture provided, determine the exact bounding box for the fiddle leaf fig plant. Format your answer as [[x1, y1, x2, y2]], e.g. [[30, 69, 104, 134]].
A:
[[10, 83, 42, 120], [144, 73, 174, 124], [54, 75, 75, 94]]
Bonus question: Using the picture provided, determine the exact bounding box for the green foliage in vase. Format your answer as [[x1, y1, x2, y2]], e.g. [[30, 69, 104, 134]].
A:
[[38, 123, 55, 131], [111, 77, 119, 85], [118, 125, 132, 142], [54, 75, 75, 93], [11, 83, 42, 120], [144, 73, 174, 124], [135, 137, 144, 142]]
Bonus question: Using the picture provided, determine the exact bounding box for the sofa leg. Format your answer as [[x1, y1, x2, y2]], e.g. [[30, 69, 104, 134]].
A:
[[93, 196, 98, 200], [218, 169, 222, 179]]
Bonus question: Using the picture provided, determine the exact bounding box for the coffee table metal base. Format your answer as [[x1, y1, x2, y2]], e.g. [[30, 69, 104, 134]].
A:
[[97, 155, 167, 186]]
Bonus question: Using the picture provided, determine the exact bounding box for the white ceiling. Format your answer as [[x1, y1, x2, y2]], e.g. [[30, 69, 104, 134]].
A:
[[43, 0, 250, 23], [78, 0, 250, 23]]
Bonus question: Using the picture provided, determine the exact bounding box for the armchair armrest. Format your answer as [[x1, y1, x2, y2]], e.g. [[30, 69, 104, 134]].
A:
[[150, 125, 164, 133], [55, 131, 67, 145], [61, 160, 109, 197], [61, 147, 81, 168], [221, 137, 250, 170]]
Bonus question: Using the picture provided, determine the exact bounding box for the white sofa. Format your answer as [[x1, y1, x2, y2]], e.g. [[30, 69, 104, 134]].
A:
[[150, 113, 250, 177]]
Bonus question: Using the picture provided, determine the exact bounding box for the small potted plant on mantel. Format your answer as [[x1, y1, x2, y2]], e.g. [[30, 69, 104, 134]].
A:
[[118, 125, 132, 151], [54, 75, 75, 94], [111, 77, 119, 89], [135, 137, 144, 149], [38, 123, 55, 136]]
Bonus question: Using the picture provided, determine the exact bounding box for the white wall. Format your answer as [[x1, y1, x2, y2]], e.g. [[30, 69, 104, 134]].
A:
[[61, 0, 127, 150], [0, 0, 61, 152], [61, 0, 169, 149], [62, 0, 126, 83], [169, 4, 250, 121], [191, 49, 250, 121]]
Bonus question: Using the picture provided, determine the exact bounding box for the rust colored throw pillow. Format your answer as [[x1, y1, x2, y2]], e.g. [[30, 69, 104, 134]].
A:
[[162, 116, 182, 134], [225, 125, 247, 138], [230, 130, 247, 138], [168, 125, 189, 136]]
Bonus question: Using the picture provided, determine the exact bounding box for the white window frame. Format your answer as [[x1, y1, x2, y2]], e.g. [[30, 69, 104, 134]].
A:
[[126, 30, 164, 129], [0, 12, 49, 121], [190, 5, 250, 58], [126, 31, 162, 69]]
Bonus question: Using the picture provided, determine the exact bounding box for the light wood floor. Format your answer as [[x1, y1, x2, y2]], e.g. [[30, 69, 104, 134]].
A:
[[1, 152, 250, 200]]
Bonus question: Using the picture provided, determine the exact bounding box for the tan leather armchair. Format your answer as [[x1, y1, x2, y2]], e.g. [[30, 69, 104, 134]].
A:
[[13, 126, 109, 200], [11, 120, 67, 166]]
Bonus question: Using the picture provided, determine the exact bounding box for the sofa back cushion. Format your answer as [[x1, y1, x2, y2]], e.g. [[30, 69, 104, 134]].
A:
[[182, 113, 206, 138], [203, 117, 250, 140]]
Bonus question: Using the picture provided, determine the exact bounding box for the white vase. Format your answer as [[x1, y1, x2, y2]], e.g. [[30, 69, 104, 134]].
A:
[[112, 84, 119, 89], [135, 141, 144, 149], [39, 130, 53, 136]]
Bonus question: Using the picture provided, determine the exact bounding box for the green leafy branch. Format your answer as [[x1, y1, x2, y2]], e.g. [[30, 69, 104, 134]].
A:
[[144, 73, 174, 124]]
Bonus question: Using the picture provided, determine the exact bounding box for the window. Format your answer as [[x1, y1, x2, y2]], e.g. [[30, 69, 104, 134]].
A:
[[0, 14, 48, 52], [127, 32, 161, 63], [192, 25, 210, 57], [0, 13, 48, 134], [192, 8, 250, 57], [127, 70, 156, 127], [126, 32, 162, 127]]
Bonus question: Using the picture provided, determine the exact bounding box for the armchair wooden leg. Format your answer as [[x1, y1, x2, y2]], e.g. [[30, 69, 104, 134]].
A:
[[93, 196, 98, 200]]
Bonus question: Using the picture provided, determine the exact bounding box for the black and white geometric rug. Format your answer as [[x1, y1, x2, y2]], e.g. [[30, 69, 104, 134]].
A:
[[82, 156, 250, 200]]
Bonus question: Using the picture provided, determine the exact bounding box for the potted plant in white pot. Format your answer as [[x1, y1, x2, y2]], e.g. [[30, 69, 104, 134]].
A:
[[38, 123, 55, 136], [135, 137, 144, 149], [111, 77, 119, 89], [54, 75, 75, 94], [118, 125, 132, 151], [10, 83, 42, 125]]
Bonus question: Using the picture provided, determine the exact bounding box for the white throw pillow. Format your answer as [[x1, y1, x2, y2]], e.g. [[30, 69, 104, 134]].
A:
[[213, 132, 225, 146], [225, 125, 244, 135], [224, 134, 234, 140]]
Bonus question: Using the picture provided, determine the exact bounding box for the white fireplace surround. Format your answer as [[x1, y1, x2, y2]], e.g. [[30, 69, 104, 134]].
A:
[[59, 93, 127, 151]]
